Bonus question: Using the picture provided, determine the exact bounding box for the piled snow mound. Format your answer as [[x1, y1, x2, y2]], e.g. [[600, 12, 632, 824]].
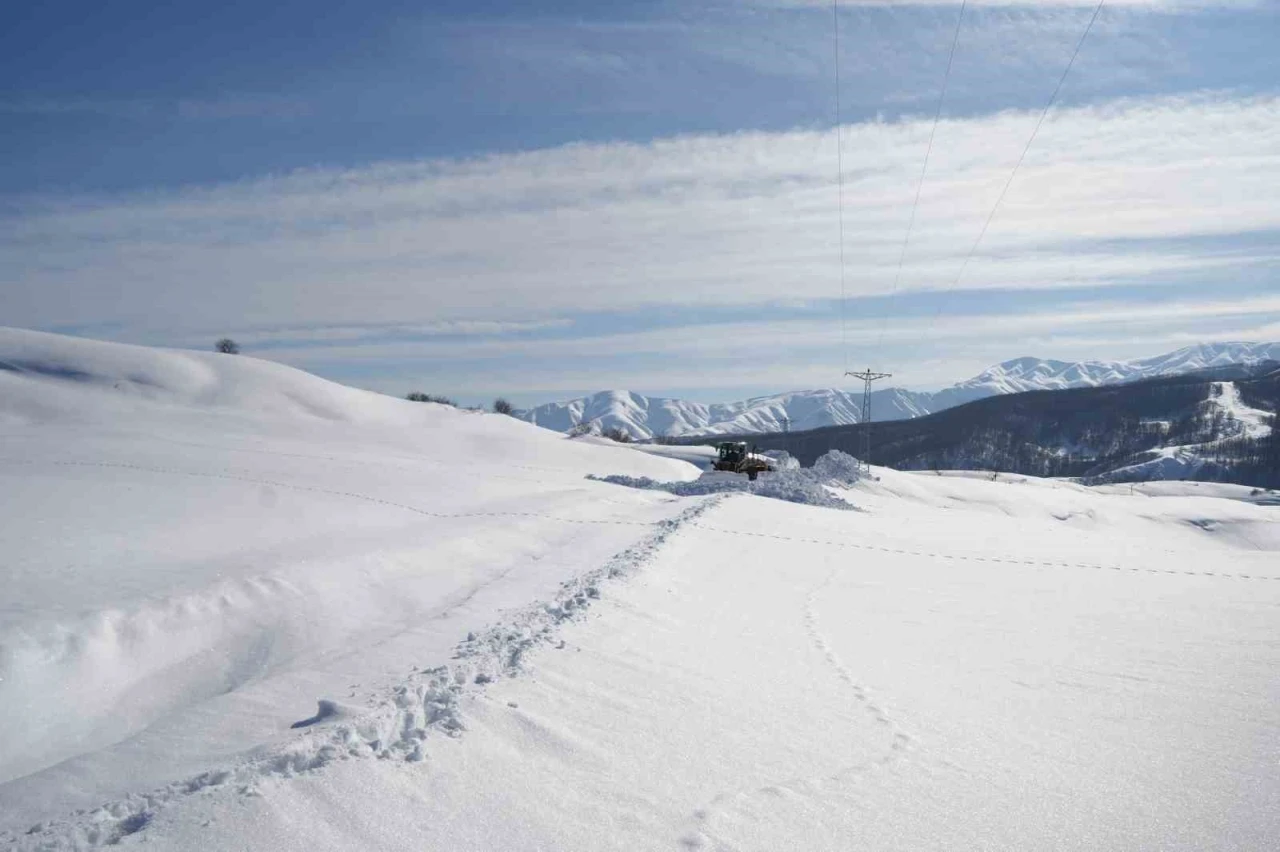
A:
[[589, 450, 861, 510], [751, 469, 856, 509], [812, 449, 861, 485]]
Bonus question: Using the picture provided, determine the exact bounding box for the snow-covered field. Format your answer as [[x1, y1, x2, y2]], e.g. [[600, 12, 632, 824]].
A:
[[2, 329, 1278, 851]]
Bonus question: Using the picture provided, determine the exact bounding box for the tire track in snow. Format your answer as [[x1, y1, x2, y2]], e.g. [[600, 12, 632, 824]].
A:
[[2, 497, 724, 852]]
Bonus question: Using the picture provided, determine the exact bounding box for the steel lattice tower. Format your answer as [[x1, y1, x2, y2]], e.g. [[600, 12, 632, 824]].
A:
[[846, 368, 892, 473]]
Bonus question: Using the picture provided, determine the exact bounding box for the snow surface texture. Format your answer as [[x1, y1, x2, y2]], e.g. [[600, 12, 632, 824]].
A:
[[587, 450, 861, 510], [518, 342, 1280, 439], [3, 329, 1280, 852]]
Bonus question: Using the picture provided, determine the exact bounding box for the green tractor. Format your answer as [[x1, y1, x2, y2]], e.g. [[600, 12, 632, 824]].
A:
[[711, 441, 774, 481]]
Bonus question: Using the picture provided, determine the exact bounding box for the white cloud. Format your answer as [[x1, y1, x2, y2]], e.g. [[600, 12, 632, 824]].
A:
[[342, 310, 1280, 402], [257, 292, 1280, 364], [3, 93, 1278, 336], [256, 292, 1280, 396]]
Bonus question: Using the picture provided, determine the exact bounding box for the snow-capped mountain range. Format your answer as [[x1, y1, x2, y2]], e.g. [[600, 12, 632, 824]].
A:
[[518, 342, 1280, 440]]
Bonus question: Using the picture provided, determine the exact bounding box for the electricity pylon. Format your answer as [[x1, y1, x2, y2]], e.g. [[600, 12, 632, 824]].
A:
[[846, 368, 892, 473]]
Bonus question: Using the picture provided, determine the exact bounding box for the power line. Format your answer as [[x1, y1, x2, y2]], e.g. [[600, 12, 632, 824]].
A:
[[924, 0, 1107, 331], [876, 0, 968, 349], [832, 0, 848, 373], [833, 1, 894, 471]]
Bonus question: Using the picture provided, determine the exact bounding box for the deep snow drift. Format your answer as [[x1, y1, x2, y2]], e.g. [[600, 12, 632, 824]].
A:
[[2, 328, 1279, 852]]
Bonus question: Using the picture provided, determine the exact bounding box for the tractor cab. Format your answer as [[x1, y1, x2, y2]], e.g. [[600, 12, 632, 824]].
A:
[[716, 442, 748, 466], [711, 441, 771, 479]]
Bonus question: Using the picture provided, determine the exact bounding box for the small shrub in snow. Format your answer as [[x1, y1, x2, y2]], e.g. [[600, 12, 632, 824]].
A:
[[493, 398, 515, 415], [406, 392, 456, 406], [214, 338, 240, 355], [603, 427, 633, 443]]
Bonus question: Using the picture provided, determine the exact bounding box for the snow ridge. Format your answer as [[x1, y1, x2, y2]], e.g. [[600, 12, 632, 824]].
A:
[[3, 497, 722, 852]]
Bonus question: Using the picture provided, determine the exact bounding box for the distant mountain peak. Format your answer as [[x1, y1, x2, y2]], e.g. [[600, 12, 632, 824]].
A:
[[518, 342, 1280, 440]]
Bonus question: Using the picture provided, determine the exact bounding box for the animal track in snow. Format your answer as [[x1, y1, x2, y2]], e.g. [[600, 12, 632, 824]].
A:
[[802, 568, 911, 751]]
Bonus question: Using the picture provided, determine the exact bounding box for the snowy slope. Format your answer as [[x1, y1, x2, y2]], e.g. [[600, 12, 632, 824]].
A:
[[0, 328, 698, 834], [519, 342, 1280, 439], [3, 328, 1279, 851]]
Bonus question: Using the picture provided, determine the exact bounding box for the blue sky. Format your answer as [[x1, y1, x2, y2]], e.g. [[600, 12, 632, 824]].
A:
[[3, 0, 1279, 406]]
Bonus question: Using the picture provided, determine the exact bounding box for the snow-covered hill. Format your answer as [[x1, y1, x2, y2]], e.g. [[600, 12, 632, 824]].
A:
[[0, 327, 696, 838], [2, 328, 1278, 851], [519, 342, 1280, 440]]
